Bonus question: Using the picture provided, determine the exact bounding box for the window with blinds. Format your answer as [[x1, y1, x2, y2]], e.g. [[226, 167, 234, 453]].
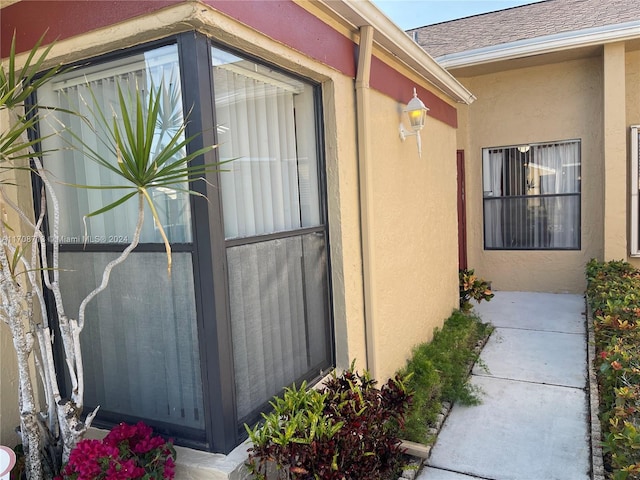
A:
[[39, 47, 192, 244], [33, 35, 333, 452], [483, 140, 581, 250], [37, 44, 205, 435], [212, 47, 331, 425]]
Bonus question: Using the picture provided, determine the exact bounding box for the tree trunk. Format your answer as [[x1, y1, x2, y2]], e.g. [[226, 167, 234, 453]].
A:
[[3, 282, 43, 480]]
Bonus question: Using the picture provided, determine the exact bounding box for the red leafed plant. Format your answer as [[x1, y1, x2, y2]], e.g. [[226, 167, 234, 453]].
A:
[[245, 366, 412, 479], [56, 422, 176, 480]]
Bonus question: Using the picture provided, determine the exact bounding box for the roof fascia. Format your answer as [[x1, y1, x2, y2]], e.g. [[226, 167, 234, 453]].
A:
[[316, 0, 476, 104], [437, 19, 640, 69]]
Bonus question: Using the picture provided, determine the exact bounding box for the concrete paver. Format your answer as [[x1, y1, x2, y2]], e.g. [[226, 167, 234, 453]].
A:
[[472, 292, 585, 333], [418, 292, 590, 480], [473, 328, 586, 388], [426, 376, 589, 480]]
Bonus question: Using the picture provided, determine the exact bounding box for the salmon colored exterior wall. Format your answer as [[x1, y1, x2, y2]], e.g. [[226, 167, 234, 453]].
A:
[[603, 43, 628, 261], [0, 0, 461, 459], [628, 49, 640, 128], [458, 42, 640, 293], [627, 48, 640, 269], [457, 56, 605, 293], [365, 92, 459, 381]]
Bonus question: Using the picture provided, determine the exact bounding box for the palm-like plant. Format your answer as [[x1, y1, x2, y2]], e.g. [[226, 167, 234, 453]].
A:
[[1, 33, 67, 163], [66, 80, 216, 273], [1, 34, 218, 480], [0, 32, 70, 480]]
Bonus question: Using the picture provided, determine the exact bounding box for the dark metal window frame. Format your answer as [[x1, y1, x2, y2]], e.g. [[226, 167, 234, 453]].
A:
[[31, 30, 334, 454], [482, 139, 582, 251], [208, 36, 334, 442]]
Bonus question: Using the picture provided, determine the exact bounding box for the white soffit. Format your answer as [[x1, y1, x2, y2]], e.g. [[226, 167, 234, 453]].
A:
[[318, 0, 476, 105], [437, 19, 640, 69]]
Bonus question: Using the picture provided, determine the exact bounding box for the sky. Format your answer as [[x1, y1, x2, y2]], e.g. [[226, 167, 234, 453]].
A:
[[372, 0, 546, 30]]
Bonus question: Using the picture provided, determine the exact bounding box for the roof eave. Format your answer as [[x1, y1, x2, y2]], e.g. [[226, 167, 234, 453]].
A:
[[437, 19, 640, 69], [316, 0, 476, 105]]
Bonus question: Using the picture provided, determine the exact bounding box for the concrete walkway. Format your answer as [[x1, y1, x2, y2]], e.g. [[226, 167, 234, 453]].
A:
[[417, 292, 590, 480]]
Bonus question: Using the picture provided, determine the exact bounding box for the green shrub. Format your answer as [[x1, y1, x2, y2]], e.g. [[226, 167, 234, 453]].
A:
[[245, 366, 412, 480], [399, 311, 492, 443], [587, 259, 640, 478], [459, 269, 494, 312]]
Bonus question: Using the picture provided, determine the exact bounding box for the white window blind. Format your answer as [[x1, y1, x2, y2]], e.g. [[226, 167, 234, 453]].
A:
[[38, 46, 192, 244], [212, 47, 330, 423], [36, 44, 205, 431], [483, 140, 581, 250], [212, 49, 320, 239]]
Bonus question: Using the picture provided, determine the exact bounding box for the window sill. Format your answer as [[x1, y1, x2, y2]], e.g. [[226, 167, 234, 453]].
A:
[[174, 442, 252, 480], [87, 427, 252, 480]]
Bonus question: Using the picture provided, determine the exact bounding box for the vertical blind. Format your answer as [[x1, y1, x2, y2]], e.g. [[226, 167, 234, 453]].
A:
[[212, 48, 330, 422], [58, 252, 204, 429], [226, 234, 329, 421], [213, 51, 320, 239], [37, 45, 205, 430], [38, 47, 192, 244], [483, 140, 581, 249]]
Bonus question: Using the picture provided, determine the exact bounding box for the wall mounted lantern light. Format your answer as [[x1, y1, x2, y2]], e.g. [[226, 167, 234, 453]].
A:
[[399, 88, 429, 158]]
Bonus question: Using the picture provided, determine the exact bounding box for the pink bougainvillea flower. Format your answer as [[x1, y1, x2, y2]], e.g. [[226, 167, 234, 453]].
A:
[[106, 458, 145, 479], [600, 351, 608, 359], [132, 433, 166, 454], [59, 422, 176, 480], [164, 455, 176, 478]]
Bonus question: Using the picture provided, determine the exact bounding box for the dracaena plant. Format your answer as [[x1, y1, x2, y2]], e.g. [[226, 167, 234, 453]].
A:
[[63, 79, 217, 272], [0, 32, 73, 168], [0, 33, 217, 480]]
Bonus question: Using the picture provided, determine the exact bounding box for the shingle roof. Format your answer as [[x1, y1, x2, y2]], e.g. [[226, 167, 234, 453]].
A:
[[409, 0, 640, 58]]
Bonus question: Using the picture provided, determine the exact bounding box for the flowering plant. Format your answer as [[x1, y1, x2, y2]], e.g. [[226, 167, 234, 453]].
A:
[[56, 422, 176, 480]]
